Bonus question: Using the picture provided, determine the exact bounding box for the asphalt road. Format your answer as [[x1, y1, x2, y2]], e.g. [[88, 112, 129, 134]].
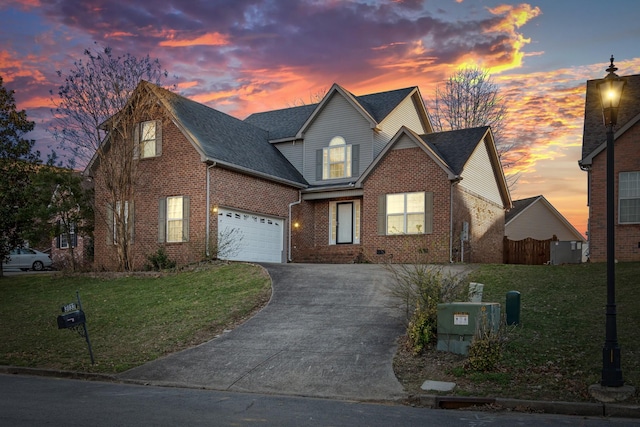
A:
[[2, 375, 637, 427]]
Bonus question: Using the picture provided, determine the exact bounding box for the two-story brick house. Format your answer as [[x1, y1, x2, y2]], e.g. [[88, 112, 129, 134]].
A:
[[580, 73, 640, 262], [87, 81, 510, 270]]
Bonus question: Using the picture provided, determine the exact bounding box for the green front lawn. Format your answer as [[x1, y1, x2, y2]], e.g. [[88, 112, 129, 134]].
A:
[[395, 262, 640, 403], [0, 263, 271, 373]]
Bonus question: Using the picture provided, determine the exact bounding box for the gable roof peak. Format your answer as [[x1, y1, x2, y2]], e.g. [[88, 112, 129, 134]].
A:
[[245, 83, 424, 141]]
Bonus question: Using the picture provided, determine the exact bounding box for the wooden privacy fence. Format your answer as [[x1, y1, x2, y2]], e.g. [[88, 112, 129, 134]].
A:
[[503, 236, 558, 265]]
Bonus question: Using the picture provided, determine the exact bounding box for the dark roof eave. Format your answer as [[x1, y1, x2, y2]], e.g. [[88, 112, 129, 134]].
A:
[[204, 157, 307, 189], [302, 182, 360, 193]]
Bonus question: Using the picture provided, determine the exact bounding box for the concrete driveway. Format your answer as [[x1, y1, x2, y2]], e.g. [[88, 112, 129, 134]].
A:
[[119, 263, 407, 401]]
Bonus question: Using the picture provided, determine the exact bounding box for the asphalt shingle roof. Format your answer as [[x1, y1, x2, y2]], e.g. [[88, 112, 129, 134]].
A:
[[148, 83, 306, 186], [244, 104, 317, 140], [244, 86, 417, 140], [419, 126, 490, 175], [354, 87, 415, 123], [506, 195, 540, 223], [582, 73, 640, 161]]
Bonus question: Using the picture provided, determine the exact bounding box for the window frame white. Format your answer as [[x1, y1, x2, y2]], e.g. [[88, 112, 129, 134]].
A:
[[386, 192, 425, 235], [619, 171, 640, 224], [166, 196, 184, 243], [323, 136, 352, 180], [59, 223, 76, 249], [138, 120, 157, 159]]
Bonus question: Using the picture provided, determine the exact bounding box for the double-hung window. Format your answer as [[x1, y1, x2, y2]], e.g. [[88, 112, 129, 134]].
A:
[[620, 171, 640, 223], [386, 192, 425, 234], [167, 197, 184, 242], [135, 120, 162, 159], [106, 201, 133, 245], [378, 192, 433, 235], [60, 223, 75, 248], [323, 136, 352, 179], [57, 222, 77, 249], [158, 196, 190, 243]]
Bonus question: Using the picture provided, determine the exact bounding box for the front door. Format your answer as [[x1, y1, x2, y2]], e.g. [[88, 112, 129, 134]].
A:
[[336, 202, 353, 244]]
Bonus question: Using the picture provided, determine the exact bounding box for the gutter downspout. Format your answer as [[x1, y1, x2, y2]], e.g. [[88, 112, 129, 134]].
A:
[[288, 191, 302, 262], [450, 183, 454, 263], [205, 162, 217, 257], [449, 176, 461, 263]]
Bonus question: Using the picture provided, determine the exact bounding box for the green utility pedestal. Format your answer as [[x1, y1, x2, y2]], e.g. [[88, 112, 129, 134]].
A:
[[506, 291, 521, 325]]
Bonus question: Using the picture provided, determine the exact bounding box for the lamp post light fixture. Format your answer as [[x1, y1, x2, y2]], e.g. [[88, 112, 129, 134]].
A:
[[596, 55, 625, 388]]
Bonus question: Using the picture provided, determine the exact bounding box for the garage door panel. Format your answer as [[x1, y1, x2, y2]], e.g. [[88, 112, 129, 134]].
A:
[[218, 209, 283, 263]]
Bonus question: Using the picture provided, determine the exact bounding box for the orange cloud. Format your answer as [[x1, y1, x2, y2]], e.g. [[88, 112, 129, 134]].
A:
[[104, 31, 137, 39], [159, 31, 229, 47], [483, 4, 542, 73], [177, 80, 199, 90], [0, 50, 48, 84]]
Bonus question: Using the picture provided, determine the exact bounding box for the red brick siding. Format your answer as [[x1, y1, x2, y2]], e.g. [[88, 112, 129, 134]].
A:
[[588, 123, 640, 262], [451, 187, 504, 263], [362, 147, 452, 263], [291, 199, 316, 257], [291, 147, 505, 264], [209, 167, 301, 253], [210, 168, 298, 219], [51, 235, 90, 269], [292, 198, 364, 263], [93, 112, 300, 270]]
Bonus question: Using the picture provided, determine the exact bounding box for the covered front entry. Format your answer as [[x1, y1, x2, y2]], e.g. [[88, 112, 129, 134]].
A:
[[218, 208, 284, 263]]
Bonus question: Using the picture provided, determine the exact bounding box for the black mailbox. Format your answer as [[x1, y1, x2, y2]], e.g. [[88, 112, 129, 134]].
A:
[[57, 310, 86, 329]]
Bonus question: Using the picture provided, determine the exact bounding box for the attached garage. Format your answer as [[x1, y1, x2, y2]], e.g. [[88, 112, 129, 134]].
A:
[[217, 208, 285, 263]]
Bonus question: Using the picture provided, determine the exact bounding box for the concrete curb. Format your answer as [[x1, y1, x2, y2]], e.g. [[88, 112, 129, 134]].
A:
[[2, 365, 638, 419], [0, 365, 117, 383], [412, 393, 640, 419]]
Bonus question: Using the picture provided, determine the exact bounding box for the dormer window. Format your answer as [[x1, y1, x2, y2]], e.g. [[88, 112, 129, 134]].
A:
[[323, 136, 352, 179]]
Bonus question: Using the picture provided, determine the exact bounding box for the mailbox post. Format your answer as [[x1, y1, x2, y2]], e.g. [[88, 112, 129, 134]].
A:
[[57, 291, 94, 364]]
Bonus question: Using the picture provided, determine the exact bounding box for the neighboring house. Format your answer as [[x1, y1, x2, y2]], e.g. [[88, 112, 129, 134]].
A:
[[49, 177, 94, 269], [579, 73, 640, 262], [87, 81, 511, 270], [505, 195, 585, 242], [505, 195, 586, 264], [51, 221, 91, 267]]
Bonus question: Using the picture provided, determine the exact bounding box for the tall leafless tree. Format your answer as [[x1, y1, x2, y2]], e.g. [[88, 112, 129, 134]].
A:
[[429, 67, 519, 184], [49, 44, 172, 271]]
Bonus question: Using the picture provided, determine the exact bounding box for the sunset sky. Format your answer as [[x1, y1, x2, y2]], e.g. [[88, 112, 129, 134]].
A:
[[2, 0, 640, 237]]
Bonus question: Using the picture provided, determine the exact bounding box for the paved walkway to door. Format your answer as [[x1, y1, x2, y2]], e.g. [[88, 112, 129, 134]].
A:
[[119, 263, 407, 401]]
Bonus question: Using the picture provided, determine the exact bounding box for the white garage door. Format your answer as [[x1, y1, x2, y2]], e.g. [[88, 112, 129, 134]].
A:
[[218, 208, 284, 263]]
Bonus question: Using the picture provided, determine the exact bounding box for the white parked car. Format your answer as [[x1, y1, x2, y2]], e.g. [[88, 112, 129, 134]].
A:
[[2, 248, 52, 271]]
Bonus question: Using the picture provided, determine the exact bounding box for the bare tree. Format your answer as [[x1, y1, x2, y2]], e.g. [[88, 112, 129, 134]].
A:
[[50, 44, 170, 167], [429, 67, 519, 179], [49, 44, 172, 271], [286, 87, 329, 107]]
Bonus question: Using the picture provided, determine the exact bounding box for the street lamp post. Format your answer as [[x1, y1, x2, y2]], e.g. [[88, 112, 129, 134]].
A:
[[596, 56, 626, 388]]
